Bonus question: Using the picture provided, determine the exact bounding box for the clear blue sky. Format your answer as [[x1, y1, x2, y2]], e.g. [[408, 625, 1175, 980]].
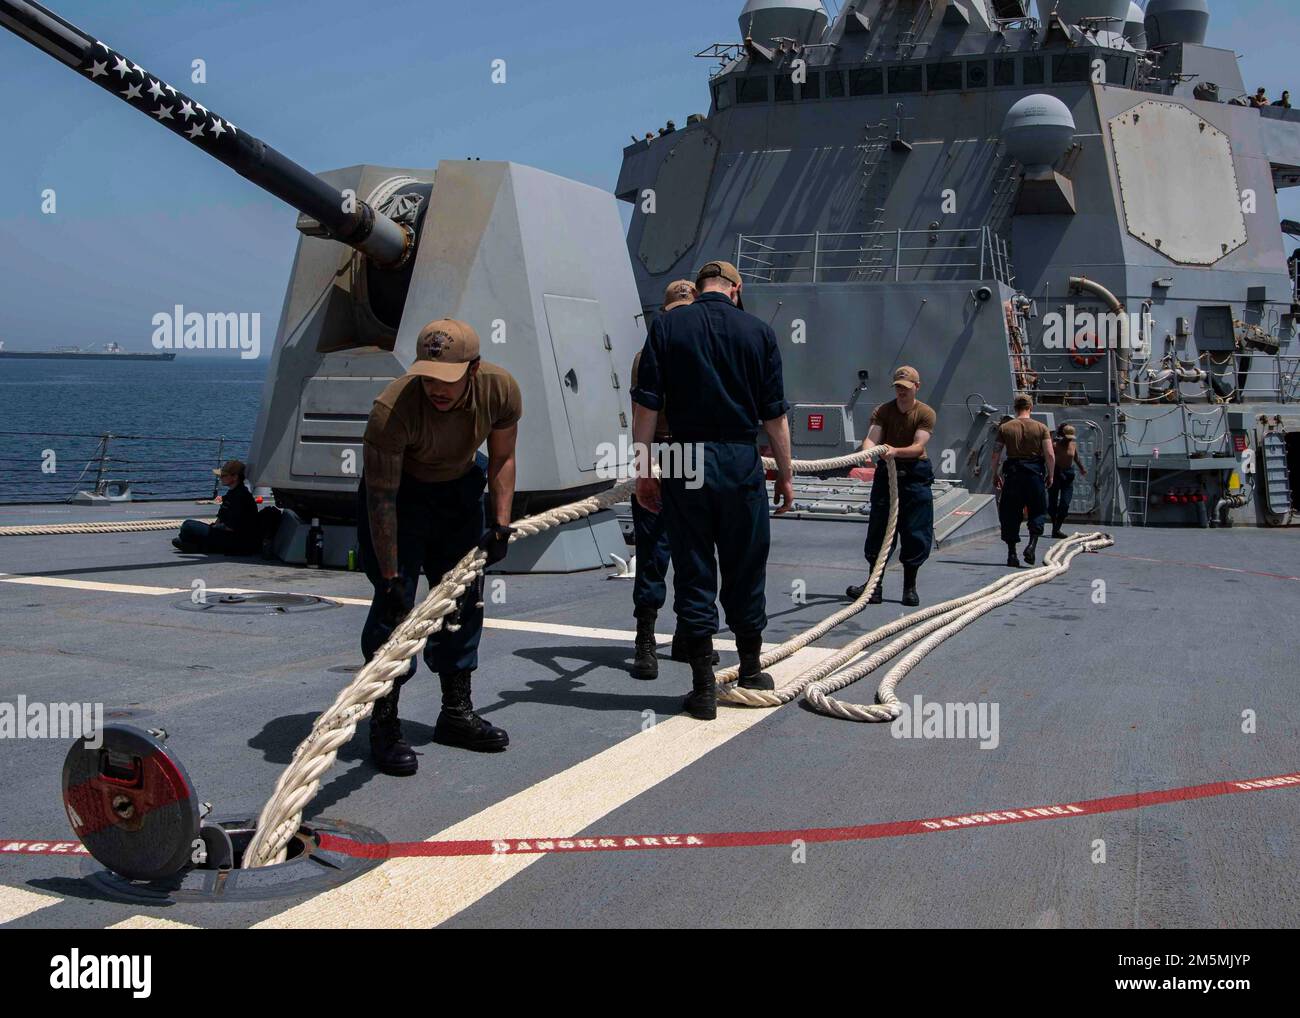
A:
[[1, 0, 1297, 351]]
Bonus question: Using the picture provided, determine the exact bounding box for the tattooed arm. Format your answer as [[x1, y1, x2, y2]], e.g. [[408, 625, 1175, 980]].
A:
[[364, 444, 403, 580], [486, 424, 518, 525]]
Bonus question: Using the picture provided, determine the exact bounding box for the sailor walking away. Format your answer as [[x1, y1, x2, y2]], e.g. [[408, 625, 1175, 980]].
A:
[[1048, 423, 1087, 538], [992, 394, 1055, 567], [846, 366, 936, 608], [358, 319, 521, 775], [631, 260, 794, 720]]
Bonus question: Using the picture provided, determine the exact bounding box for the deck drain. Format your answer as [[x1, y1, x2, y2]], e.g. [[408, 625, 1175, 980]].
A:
[[176, 592, 338, 615], [79, 817, 385, 903]]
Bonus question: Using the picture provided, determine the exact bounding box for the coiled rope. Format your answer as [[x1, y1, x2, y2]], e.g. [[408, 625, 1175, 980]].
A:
[[802, 531, 1111, 722], [715, 457, 899, 707], [242, 446, 1109, 867]]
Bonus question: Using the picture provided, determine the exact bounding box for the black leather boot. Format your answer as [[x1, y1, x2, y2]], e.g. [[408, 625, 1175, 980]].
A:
[[1006, 542, 1021, 568], [1023, 535, 1039, 565], [434, 670, 509, 751], [682, 636, 717, 721], [1051, 520, 1067, 539], [901, 565, 920, 607], [846, 560, 884, 603], [735, 631, 774, 691], [630, 609, 659, 681], [671, 631, 719, 664], [369, 686, 417, 776]]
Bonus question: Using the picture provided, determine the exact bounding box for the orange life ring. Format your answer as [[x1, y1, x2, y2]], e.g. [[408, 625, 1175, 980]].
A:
[[1069, 333, 1102, 368]]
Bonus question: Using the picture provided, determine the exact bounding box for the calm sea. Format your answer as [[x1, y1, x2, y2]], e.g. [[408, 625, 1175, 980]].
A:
[[0, 357, 268, 504]]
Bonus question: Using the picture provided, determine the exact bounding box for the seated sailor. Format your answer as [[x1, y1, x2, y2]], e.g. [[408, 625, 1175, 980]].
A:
[[172, 459, 260, 555]]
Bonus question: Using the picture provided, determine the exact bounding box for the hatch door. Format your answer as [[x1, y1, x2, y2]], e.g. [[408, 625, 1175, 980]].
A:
[[543, 295, 623, 473]]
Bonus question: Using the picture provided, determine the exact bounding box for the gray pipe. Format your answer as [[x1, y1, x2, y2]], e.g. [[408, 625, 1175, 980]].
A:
[[1070, 275, 1131, 400]]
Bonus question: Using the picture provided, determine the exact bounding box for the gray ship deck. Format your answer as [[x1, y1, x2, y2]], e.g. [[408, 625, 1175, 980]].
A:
[[0, 499, 1296, 929]]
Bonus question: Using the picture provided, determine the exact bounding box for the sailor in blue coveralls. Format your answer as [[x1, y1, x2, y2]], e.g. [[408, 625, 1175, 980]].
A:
[[992, 394, 1056, 567], [628, 279, 724, 680], [630, 260, 795, 721]]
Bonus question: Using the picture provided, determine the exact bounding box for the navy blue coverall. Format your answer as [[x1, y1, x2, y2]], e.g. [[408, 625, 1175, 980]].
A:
[[356, 460, 487, 683], [630, 292, 789, 640], [177, 481, 260, 554], [631, 497, 672, 613], [1000, 459, 1049, 545], [863, 458, 935, 568], [1048, 467, 1076, 527]]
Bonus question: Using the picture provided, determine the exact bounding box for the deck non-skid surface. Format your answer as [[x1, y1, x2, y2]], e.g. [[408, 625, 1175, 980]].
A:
[[0, 502, 1296, 928]]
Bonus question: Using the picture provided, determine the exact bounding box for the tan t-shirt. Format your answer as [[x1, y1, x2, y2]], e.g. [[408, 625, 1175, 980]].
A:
[[870, 400, 937, 460], [998, 417, 1051, 459], [365, 362, 522, 482], [631, 351, 670, 437]]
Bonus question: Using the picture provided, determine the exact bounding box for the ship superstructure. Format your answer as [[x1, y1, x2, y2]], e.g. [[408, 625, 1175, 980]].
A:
[[618, 0, 1300, 527]]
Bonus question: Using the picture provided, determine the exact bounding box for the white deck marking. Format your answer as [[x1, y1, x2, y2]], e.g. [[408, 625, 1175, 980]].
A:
[[0, 885, 61, 925], [107, 915, 197, 930], [0, 574, 741, 647], [0, 574, 187, 596], [254, 647, 831, 930]]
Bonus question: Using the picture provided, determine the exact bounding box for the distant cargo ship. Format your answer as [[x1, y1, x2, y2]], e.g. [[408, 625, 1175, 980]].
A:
[[0, 341, 175, 361]]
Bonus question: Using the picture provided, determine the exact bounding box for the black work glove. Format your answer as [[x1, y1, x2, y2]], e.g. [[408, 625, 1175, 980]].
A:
[[378, 575, 411, 628], [478, 523, 516, 567]]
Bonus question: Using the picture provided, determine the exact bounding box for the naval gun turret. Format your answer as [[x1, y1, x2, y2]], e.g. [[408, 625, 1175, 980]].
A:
[[3, 0, 642, 570]]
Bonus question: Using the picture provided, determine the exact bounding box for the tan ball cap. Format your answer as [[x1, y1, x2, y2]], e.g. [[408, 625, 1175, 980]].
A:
[[663, 279, 696, 311], [408, 319, 480, 382], [696, 260, 742, 288], [893, 366, 921, 391]]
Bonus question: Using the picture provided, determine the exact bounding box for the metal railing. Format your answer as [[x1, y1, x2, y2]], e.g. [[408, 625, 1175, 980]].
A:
[[1023, 349, 1299, 407], [736, 226, 1014, 286], [1113, 404, 1234, 460], [1018, 350, 1112, 405], [0, 431, 250, 505], [1225, 351, 1300, 403]]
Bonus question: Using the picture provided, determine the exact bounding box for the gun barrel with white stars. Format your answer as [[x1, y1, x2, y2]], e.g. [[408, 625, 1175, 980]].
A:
[[0, 0, 412, 267]]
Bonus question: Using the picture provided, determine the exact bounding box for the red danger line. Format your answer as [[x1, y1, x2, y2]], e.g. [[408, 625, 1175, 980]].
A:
[[5, 771, 1297, 862], [0, 841, 90, 856], [320, 770, 1300, 859]]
